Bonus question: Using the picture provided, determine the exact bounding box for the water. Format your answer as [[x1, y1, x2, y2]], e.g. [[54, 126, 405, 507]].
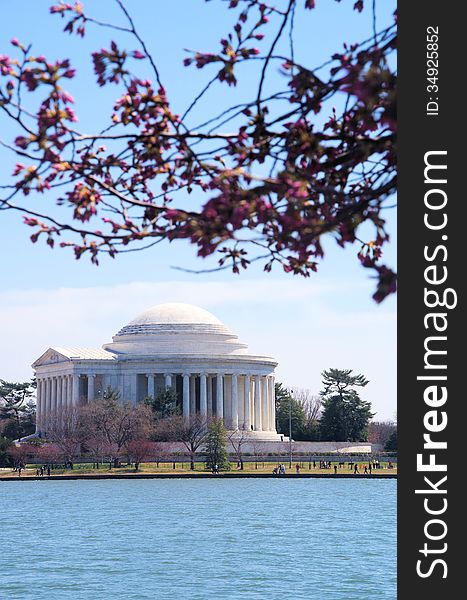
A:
[[0, 479, 396, 599]]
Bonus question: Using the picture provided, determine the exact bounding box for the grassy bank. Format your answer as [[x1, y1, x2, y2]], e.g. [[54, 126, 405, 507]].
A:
[[1, 460, 397, 479]]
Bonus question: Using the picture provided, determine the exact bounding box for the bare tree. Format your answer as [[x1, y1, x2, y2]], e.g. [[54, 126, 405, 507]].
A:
[[228, 426, 251, 470], [165, 414, 208, 470], [101, 440, 120, 470], [7, 443, 35, 469], [251, 439, 266, 470], [83, 433, 108, 469], [151, 441, 170, 468], [289, 388, 322, 422], [112, 403, 154, 454], [45, 407, 81, 468], [80, 395, 153, 459], [36, 443, 62, 469], [125, 439, 154, 472], [368, 420, 396, 446]]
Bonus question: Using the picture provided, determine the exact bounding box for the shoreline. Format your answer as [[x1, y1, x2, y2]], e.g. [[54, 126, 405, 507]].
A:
[[0, 472, 397, 482]]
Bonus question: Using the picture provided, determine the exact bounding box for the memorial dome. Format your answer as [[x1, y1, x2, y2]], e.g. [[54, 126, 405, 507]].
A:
[[129, 303, 224, 327], [115, 302, 231, 337], [104, 302, 247, 356], [33, 301, 280, 440]]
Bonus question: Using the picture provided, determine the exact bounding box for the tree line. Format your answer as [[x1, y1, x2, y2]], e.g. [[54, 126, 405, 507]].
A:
[[1, 368, 396, 469], [3, 386, 230, 471], [0, 378, 36, 466], [276, 369, 396, 449]]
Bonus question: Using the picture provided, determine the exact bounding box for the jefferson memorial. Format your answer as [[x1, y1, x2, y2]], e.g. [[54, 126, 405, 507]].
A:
[[33, 303, 280, 440]]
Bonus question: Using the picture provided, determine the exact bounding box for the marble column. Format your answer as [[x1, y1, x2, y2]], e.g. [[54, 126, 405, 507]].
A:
[[50, 377, 54, 414], [49, 378, 54, 414], [190, 375, 196, 415], [88, 375, 95, 402], [254, 375, 262, 431], [52, 377, 58, 414], [45, 378, 51, 421], [130, 373, 138, 403], [207, 375, 213, 417], [147, 374, 155, 399], [267, 376, 274, 430], [59, 376, 64, 410], [165, 373, 173, 389], [216, 374, 224, 419], [231, 374, 238, 430], [43, 379, 48, 426], [261, 376, 269, 431], [41, 380, 46, 431], [265, 376, 271, 430], [34, 380, 39, 432], [56, 376, 62, 413], [237, 376, 244, 427], [61, 375, 68, 410], [200, 374, 207, 417], [36, 379, 42, 432], [243, 375, 251, 430], [41, 380, 45, 431], [47, 378, 52, 416], [270, 376, 276, 431], [67, 375, 73, 409], [72, 375, 80, 407], [183, 374, 190, 418]]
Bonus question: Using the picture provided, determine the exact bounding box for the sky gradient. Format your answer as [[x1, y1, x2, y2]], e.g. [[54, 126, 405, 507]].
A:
[[0, 0, 396, 420]]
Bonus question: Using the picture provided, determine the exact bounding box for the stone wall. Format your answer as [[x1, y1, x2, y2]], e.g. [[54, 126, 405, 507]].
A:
[[230, 441, 375, 454], [160, 440, 376, 455]]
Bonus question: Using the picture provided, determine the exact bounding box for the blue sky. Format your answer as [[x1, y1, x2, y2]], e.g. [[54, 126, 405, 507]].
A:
[[0, 0, 396, 419]]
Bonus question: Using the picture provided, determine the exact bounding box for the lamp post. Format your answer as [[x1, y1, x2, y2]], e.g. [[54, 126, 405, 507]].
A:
[[289, 394, 293, 468]]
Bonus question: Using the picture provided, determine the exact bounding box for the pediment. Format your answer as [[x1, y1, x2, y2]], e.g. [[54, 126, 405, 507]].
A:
[[32, 348, 71, 368]]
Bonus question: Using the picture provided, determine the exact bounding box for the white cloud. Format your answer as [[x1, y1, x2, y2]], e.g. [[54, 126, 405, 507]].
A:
[[0, 279, 396, 420]]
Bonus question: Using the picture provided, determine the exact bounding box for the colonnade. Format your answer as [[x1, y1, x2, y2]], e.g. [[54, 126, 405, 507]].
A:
[[166, 372, 276, 432], [36, 371, 276, 434], [36, 374, 80, 432]]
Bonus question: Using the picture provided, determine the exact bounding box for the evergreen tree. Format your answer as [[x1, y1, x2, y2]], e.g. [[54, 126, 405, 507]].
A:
[[0, 379, 36, 440], [319, 369, 374, 442], [144, 387, 179, 420], [275, 383, 305, 440], [204, 419, 229, 472], [275, 383, 320, 441], [102, 385, 121, 402], [384, 429, 397, 452], [0, 437, 12, 467]]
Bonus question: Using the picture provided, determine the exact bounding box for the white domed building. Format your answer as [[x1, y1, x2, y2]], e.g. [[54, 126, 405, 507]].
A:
[[32, 303, 280, 440]]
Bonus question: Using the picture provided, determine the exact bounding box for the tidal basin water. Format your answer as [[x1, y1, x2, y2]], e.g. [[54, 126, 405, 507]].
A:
[[1, 478, 396, 599]]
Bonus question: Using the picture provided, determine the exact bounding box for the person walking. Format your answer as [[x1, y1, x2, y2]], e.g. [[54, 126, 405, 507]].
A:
[[334, 465, 338, 475], [354, 464, 359, 475], [295, 464, 300, 475]]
